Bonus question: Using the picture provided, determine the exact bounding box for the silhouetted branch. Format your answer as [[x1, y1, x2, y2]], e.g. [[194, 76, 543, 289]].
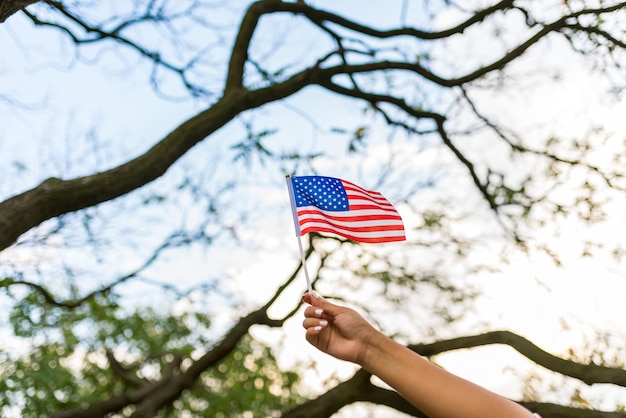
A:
[[410, 330, 626, 387], [281, 331, 626, 418]]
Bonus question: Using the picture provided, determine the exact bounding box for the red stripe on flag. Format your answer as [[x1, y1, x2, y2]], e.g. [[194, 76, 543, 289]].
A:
[[299, 225, 406, 243], [298, 216, 405, 233], [296, 209, 402, 222]]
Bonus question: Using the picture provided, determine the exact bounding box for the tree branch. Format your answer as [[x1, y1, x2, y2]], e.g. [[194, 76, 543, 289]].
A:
[[0, 95, 241, 251], [0, 0, 36, 23], [106, 350, 146, 387], [281, 369, 379, 418], [460, 87, 623, 192], [0, 230, 184, 308], [258, 0, 516, 42], [22, 1, 211, 97], [53, 236, 320, 417], [521, 401, 626, 418], [281, 330, 626, 418], [410, 330, 626, 387]]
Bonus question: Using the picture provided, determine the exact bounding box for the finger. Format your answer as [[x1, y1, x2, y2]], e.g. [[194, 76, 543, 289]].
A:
[[303, 305, 325, 319], [302, 292, 315, 305], [306, 326, 324, 336], [302, 317, 329, 330], [303, 292, 342, 317], [305, 321, 329, 335]]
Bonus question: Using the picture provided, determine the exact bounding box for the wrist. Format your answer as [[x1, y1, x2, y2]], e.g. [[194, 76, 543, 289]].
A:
[[356, 328, 391, 371]]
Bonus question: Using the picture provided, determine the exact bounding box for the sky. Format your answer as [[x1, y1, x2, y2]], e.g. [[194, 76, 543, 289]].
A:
[[1, 1, 626, 416]]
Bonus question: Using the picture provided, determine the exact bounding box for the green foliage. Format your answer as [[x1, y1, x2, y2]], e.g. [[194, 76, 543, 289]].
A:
[[170, 336, 302, 418], [0, 290, 301, 417]]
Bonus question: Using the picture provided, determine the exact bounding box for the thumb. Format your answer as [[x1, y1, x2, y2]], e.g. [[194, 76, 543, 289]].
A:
[[303, 292, 342, 317]]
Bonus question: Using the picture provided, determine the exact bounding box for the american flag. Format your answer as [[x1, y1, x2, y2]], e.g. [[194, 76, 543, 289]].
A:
[[286, 175, 405, 244]]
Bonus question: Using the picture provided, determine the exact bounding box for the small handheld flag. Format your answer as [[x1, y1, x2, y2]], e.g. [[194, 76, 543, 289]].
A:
[[286, 175, 405, 293], [286, 175, 406, 243]]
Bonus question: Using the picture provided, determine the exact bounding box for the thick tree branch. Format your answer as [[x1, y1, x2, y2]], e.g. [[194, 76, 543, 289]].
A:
[[0, 96, 235, 250], [225, 1, 265, 91], [410, 330, 626, 387], [106, 350, 146, 387], [0, 98, 243, 250], [50, 378, 167, 418], [0, 0, 36, 23], [281, 369, 378, 418]]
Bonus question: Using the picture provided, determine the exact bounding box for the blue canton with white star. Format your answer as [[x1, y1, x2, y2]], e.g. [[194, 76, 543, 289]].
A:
[[292, 176, 349, 211]]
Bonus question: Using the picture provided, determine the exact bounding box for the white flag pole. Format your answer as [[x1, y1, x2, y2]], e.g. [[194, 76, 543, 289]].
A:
[[286, 174, 313, 294], [296, 235, 313, 295]]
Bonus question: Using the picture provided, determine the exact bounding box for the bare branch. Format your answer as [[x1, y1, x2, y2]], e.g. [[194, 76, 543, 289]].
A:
[[22, 1, 211, 97], [0, 230, 183, 308], [410, 330, 626, 387]]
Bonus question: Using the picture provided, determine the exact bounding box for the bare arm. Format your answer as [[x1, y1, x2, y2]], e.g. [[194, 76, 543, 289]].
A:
[[302, 293, 535, 418]]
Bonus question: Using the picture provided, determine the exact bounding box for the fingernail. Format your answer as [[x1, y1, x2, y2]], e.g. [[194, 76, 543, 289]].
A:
[[314, 326, 323, 331], [314, 308, 323, 317], [319, 319, 328, 327]]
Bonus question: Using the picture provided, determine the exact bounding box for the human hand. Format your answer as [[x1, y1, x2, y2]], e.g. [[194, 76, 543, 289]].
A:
[[302, 292, 380, 366], [302, 294, 538, 418]]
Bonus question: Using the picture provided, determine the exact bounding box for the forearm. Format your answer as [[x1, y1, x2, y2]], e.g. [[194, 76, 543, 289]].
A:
[[359, 331, 534, 418]]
